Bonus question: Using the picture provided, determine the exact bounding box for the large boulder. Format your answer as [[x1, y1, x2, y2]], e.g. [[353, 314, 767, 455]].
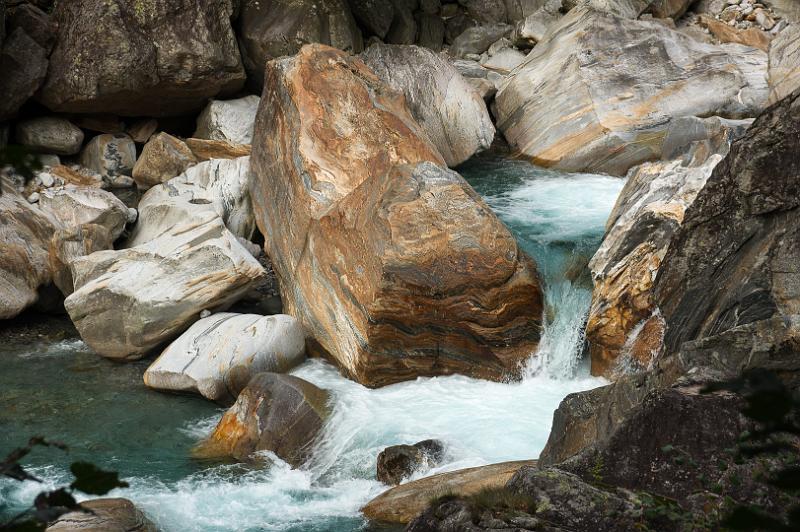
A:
[[653, 89, 800, 355], [64, 213, 265, 360], [127, 156, 255, 247], [38, 0, 245, 116], [236, 0, 363, 87], [362, 460, 536, 524], [195, 372, 330, 466], [46, 498, 156, 532], [250, 44, 543, 387], [450, 22, 512, 57], [377, 439, 445, 485], [49, 224, 114, 296], [193, 96, 260, 145], [0, 28, 48, 121], [585, 118, 751, 376], [143, 313, 306, 405], [768, 24, 800, 105], [495, 7, 769, 176], [360, 44, 494, 167], [15, 117, 85, 156], [132, 133, 198, 190], [0, 181, 57, 319]]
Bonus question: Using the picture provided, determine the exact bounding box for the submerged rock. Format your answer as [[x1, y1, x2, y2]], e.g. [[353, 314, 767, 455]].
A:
[[64, 213, 265, 360], [251, 44, 543, 387], [495, 7, 769, 176], [132, 132, 197, 190], [196, 372, 330, 466], [15, 117, 84, 156], [362, 460, 536, 524], [46, 498, 156, 532], [193, 96, 260, 145], [360, 44, 494, 167], [38, 0, 245, 116], [127, 156, 255, 246], [144, 313, 306, 405], [377, 439, 445, 485]]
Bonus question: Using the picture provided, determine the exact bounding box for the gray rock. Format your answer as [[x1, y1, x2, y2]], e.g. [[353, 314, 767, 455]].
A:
[[196, 373, 330, 466], [8, 3, 56, 52], [654, 89, 800, 354], [64, 213, 265, 360], [80, 134, 137, 181], [144, 313, 306, 405], [386, 6, 417, 44], [15, 117, 84, 156], [127, 156, 255, 247], [415, 12, 446, 50], [49, 224, 115, 296], [132, 132, 198, 190], [445, 12, 478, 44], [458, 0, 508, 23], [193, 95, 260, 145], [348, 0, 395, 38], [481, 45, 526, 72], [495, 8, 769, 176], [237, 0, 363, 88], [451, 58, 506, 99], [39, 186, 131, 241], [377, 439, 445, 485], [0, 180, 57, 319], [768, 23, 800, 105], [38, 0, 245, 116], [511, 0, 562, 45], [451, 22, 512, 57], [46, 498, 156, 532], [362, 44, 494, 166], [0, 28, 48, 121]]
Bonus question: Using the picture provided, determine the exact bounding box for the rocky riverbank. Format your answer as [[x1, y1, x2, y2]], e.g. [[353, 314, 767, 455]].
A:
[[1, 0, 799, 530]]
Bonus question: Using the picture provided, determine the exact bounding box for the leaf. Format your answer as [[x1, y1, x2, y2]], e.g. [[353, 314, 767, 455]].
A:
[[661, 445, 674, 454], [69, 462, 128, 495]]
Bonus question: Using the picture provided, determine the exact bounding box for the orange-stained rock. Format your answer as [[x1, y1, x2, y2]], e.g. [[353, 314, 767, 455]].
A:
[[185, 138, 251, 161], [250, 44, 543, 387], [698, 14, 772, 52]]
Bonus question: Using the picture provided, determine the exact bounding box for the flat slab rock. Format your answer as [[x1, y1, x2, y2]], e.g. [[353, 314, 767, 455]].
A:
[[46, 498, 156, 532], [64, 213, 265, 360], [362, 459, 537, 524], [144, 312, 306, 405], [250, 44, 543, 388]]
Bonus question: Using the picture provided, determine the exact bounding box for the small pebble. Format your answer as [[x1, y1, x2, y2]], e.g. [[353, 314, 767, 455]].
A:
[[27, 192, 40, 203]]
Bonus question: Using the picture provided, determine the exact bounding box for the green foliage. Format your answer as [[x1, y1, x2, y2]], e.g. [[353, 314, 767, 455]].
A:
[[0, 437, 128, 531]]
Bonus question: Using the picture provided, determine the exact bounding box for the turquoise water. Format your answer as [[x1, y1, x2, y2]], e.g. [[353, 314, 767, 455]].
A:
[[0, 157, 624, 531]]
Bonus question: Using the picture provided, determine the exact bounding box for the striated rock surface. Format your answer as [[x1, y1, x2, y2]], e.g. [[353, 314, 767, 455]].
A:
[[185, 138, 251, 161], [0, 181, 57, 319], [362, 460, 536, 524], [46, 498, 156, 532], [377, 439, 445, 485], [38, 0, 245, 116], [193, 96, 260, 145], [127, 156, 254, 247], [64, 213, 265, 360], [15, 117, 84, 156], [250, 45, 543, 387], [495, 7, 769, 176], [586, 118, 751, 376], [144, 313, 306, 405], [236, 0, 363, 87], [196, 372, 330, 466], [360, 44, 494, 167], [132, 133, 197, 190], [38, 186, 131, 241], [768, 23, 800, 105], [49, 224, 114, 296], [654, 89, 800, 355]]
